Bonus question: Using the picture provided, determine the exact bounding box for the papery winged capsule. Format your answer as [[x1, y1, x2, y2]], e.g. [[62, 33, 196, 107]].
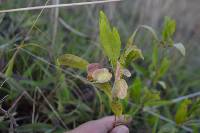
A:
[[122, 68, 131, 77], [92, 68, 112, 83], [113, 79, 128, 99], [87, 63, 102, 81]]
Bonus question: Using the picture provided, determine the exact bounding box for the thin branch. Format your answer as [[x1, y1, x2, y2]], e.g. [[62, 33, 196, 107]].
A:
[[0, 0, 123, 13]]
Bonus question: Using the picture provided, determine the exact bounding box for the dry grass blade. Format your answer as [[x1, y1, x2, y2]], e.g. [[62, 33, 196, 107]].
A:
[[0, 0, 123, 13], [36, 87, 68, 129], [8, 91, 34, 113], [59, 18, 88, 38], [0, 95, 8, 104], [171, 91, 200, 103], [150, 91, 200, 109], [51, 0, 59, 47], [129, 102, 193, 132], [143, 108, 193, 132]]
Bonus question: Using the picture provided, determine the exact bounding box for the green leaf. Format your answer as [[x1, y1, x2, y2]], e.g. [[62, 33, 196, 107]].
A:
[[130, 77, 142, 104], [57, 87, 70, 103], [152, 43, 159, 69], [189, 99, 200, 116], [153, 57, 170, 84], [77, 102, 93, 113], [0, 13, 5, 24], [57, 76, 70, 112], [57, 54, 89, 70], [120, 45, 144, 66], [99, 11, 121, 67], [158, 123, 177, 133], [162, 16, 176, 46], [142, 88, 161, 106], [175, 99, 191, 124], [111, 100, 123, 116], [144, 100, 170, 107], [174, 43, 186, 56], [159, 57, 170, 77], [15, 123, 53, 133], [5, 53, 17, 77], [58, 74, 70, 101], [140, 25, 159, 41], [132, 63, 149, 76], [95, 82, 112, 100]]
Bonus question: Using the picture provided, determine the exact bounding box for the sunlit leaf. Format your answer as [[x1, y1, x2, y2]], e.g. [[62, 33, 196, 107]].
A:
[[57, 54, 89, 70], [162, 16, 176, 46], [92, 68, 112, 83], [111, 100, 123, 116], [174, 43, 186, 56], [99, 11, 121, 67], [113, 79, 128, 99], [175, 99, 191, 124]]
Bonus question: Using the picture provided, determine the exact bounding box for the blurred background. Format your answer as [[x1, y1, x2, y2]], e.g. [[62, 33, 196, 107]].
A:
[[0, 0, 199, 132]]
